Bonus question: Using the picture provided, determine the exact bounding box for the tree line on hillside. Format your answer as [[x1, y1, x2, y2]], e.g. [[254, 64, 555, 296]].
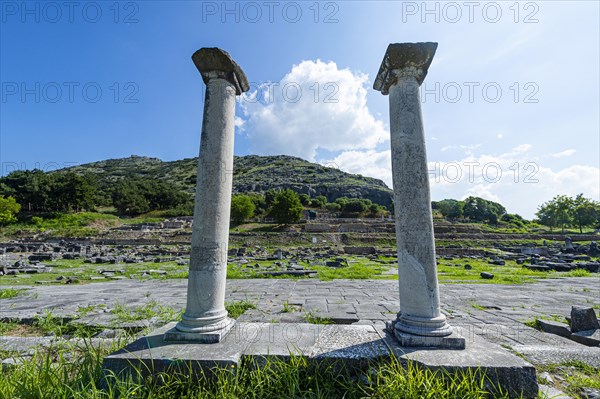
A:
[[0, 170, 192, 216], [536, 194, 600, 233], [0, 169, 598, 231], [433, 195, 600, 232], [433, 197, 509, 224], [230, 190, 389, 224]]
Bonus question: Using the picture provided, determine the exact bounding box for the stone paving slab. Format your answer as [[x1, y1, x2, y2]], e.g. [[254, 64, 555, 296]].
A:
[[1, 277, 598, 356], [103, 322, 538, 398], [0, 335, 117, 354], [512, 345, 600, 368]]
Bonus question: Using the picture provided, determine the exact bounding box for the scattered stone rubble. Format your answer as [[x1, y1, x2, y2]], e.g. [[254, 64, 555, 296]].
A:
[[1, 236, 598, 282], [538, 306, 600, 347]]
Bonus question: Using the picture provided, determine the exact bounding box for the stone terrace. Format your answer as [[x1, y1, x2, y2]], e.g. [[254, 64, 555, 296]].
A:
[[1, 277, 598, 366]]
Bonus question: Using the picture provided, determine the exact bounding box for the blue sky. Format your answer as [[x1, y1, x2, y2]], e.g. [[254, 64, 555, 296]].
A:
[[1, 1, 598, 218]]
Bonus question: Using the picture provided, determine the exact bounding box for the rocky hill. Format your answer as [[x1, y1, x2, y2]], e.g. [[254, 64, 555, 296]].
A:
[[63, 155, 393, 207]]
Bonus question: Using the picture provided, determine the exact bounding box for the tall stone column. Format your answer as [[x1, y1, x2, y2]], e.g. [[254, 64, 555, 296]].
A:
[[374, 43, 464, 348], [165, 48, 249, 343]]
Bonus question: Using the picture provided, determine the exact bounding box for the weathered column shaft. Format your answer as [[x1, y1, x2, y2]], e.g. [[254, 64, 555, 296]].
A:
[[389, 72, 445, 330], [166, 48, 249, 343], [182, 77, 236, 324], [374, 43, 464, 347]]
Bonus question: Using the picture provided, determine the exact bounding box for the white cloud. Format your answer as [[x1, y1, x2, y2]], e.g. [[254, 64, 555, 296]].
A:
[[550, 149, 576, 158], [234, 116, 245, 130], [463, 184, 501, 203], [237, 60, 598, 220], [511, 144, 532, 153], [327, 146, 599, 219], [440, 144, 482, 154], [239, 60, 388, 161], [325, 150, 392, 186]]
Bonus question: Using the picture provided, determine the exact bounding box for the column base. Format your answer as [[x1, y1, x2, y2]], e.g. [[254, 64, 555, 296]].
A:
[[394, 313, 453, 337], [388, 314, 466, 349], [165, 317, 235, 344]]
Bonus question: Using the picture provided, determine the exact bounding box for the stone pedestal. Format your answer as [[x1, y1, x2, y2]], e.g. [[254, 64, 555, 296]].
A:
[[165, 48, 249, 343], [105, 323, 537, 398], [374, 43, 464, 348]]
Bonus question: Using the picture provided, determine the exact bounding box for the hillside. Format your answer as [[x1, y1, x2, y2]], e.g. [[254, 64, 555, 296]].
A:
[[62, 155, 394, 207]]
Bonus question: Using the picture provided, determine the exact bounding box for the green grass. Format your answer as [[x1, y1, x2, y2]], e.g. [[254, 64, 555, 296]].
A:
[[437, 258, 553, 285], [537, 360, 600, 397], [302, 311, 333, 325], [2, 253, 595, 287], [0, 259, 192, 286], [555, 269, 592, 277], [225, 300, 257, 319], [1, 212, 122, 238], [524, 314, 569, 330], [470, 301, 486, 311], [0, 341, 525, 399], [0, 320, 42, 336], [111, 301, 182, 324], [226, 257, 394, 281], [32, 310, 104, 338], [281, 300, 294, 313], [0, 288, 25, 299], [312, 261, 389, 281]]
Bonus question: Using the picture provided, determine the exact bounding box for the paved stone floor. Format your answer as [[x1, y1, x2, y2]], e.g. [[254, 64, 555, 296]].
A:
[[1, 277, 599, 365]]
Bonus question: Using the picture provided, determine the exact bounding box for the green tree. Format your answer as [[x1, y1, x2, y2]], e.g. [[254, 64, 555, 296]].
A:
[[501, 213, 528, 228], [536, 195, 573, 232], [310, 195, 327, 208], [0, 196, 21, 224], [325, 202, 341, 212], [111, 178, 188, 215], [463, 196, 506, 224], [436, 199, 464, 219], [230, 195, 255, 224], [265, 189, 279, 207], [0, 169, 52, 212], [298, 194, 311, 206], [269, 189, 303, 224], [336, 197, 370, 215], [571, 194, 600, 233], [49, 172, 97, 212], [112, 180, 150, 215], [245, 192, 266, 215], [143, 180, 189, 210]]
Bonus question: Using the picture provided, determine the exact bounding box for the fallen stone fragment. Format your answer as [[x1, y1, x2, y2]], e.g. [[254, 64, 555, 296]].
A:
[[537, 319, 571, 338], [571, 329, 600, 347], [480, 272, 494, 279], [571, 306, 600, 333]]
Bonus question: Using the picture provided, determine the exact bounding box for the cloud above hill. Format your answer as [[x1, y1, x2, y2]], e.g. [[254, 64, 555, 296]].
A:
[[238, 60, 599, 219], [326, 145, 599, 219], [238, 60, 387, 161]]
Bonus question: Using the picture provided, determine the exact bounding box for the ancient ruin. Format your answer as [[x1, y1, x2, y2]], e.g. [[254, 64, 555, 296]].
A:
[[165, 48, 249, 343], [374, 42, 464, 348], [0, 44, 592, 399]]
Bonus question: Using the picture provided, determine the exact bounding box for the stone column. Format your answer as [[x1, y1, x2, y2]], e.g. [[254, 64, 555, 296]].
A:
[[374, 43, 464, 348], [165, 48, 249, 343]]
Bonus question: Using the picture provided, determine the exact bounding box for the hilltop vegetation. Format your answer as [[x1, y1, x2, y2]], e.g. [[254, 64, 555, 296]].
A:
[[0, 154, 598, 236], [65, 154, 394, 207], [0, 155, 393, 214]]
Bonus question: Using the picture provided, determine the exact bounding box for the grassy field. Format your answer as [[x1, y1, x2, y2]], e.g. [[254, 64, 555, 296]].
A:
[[0, 254, 596, 287]]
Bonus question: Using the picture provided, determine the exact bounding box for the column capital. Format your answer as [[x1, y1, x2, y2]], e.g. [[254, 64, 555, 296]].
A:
[[192, 47, 250, 95], [373, 42, 437, 94]]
